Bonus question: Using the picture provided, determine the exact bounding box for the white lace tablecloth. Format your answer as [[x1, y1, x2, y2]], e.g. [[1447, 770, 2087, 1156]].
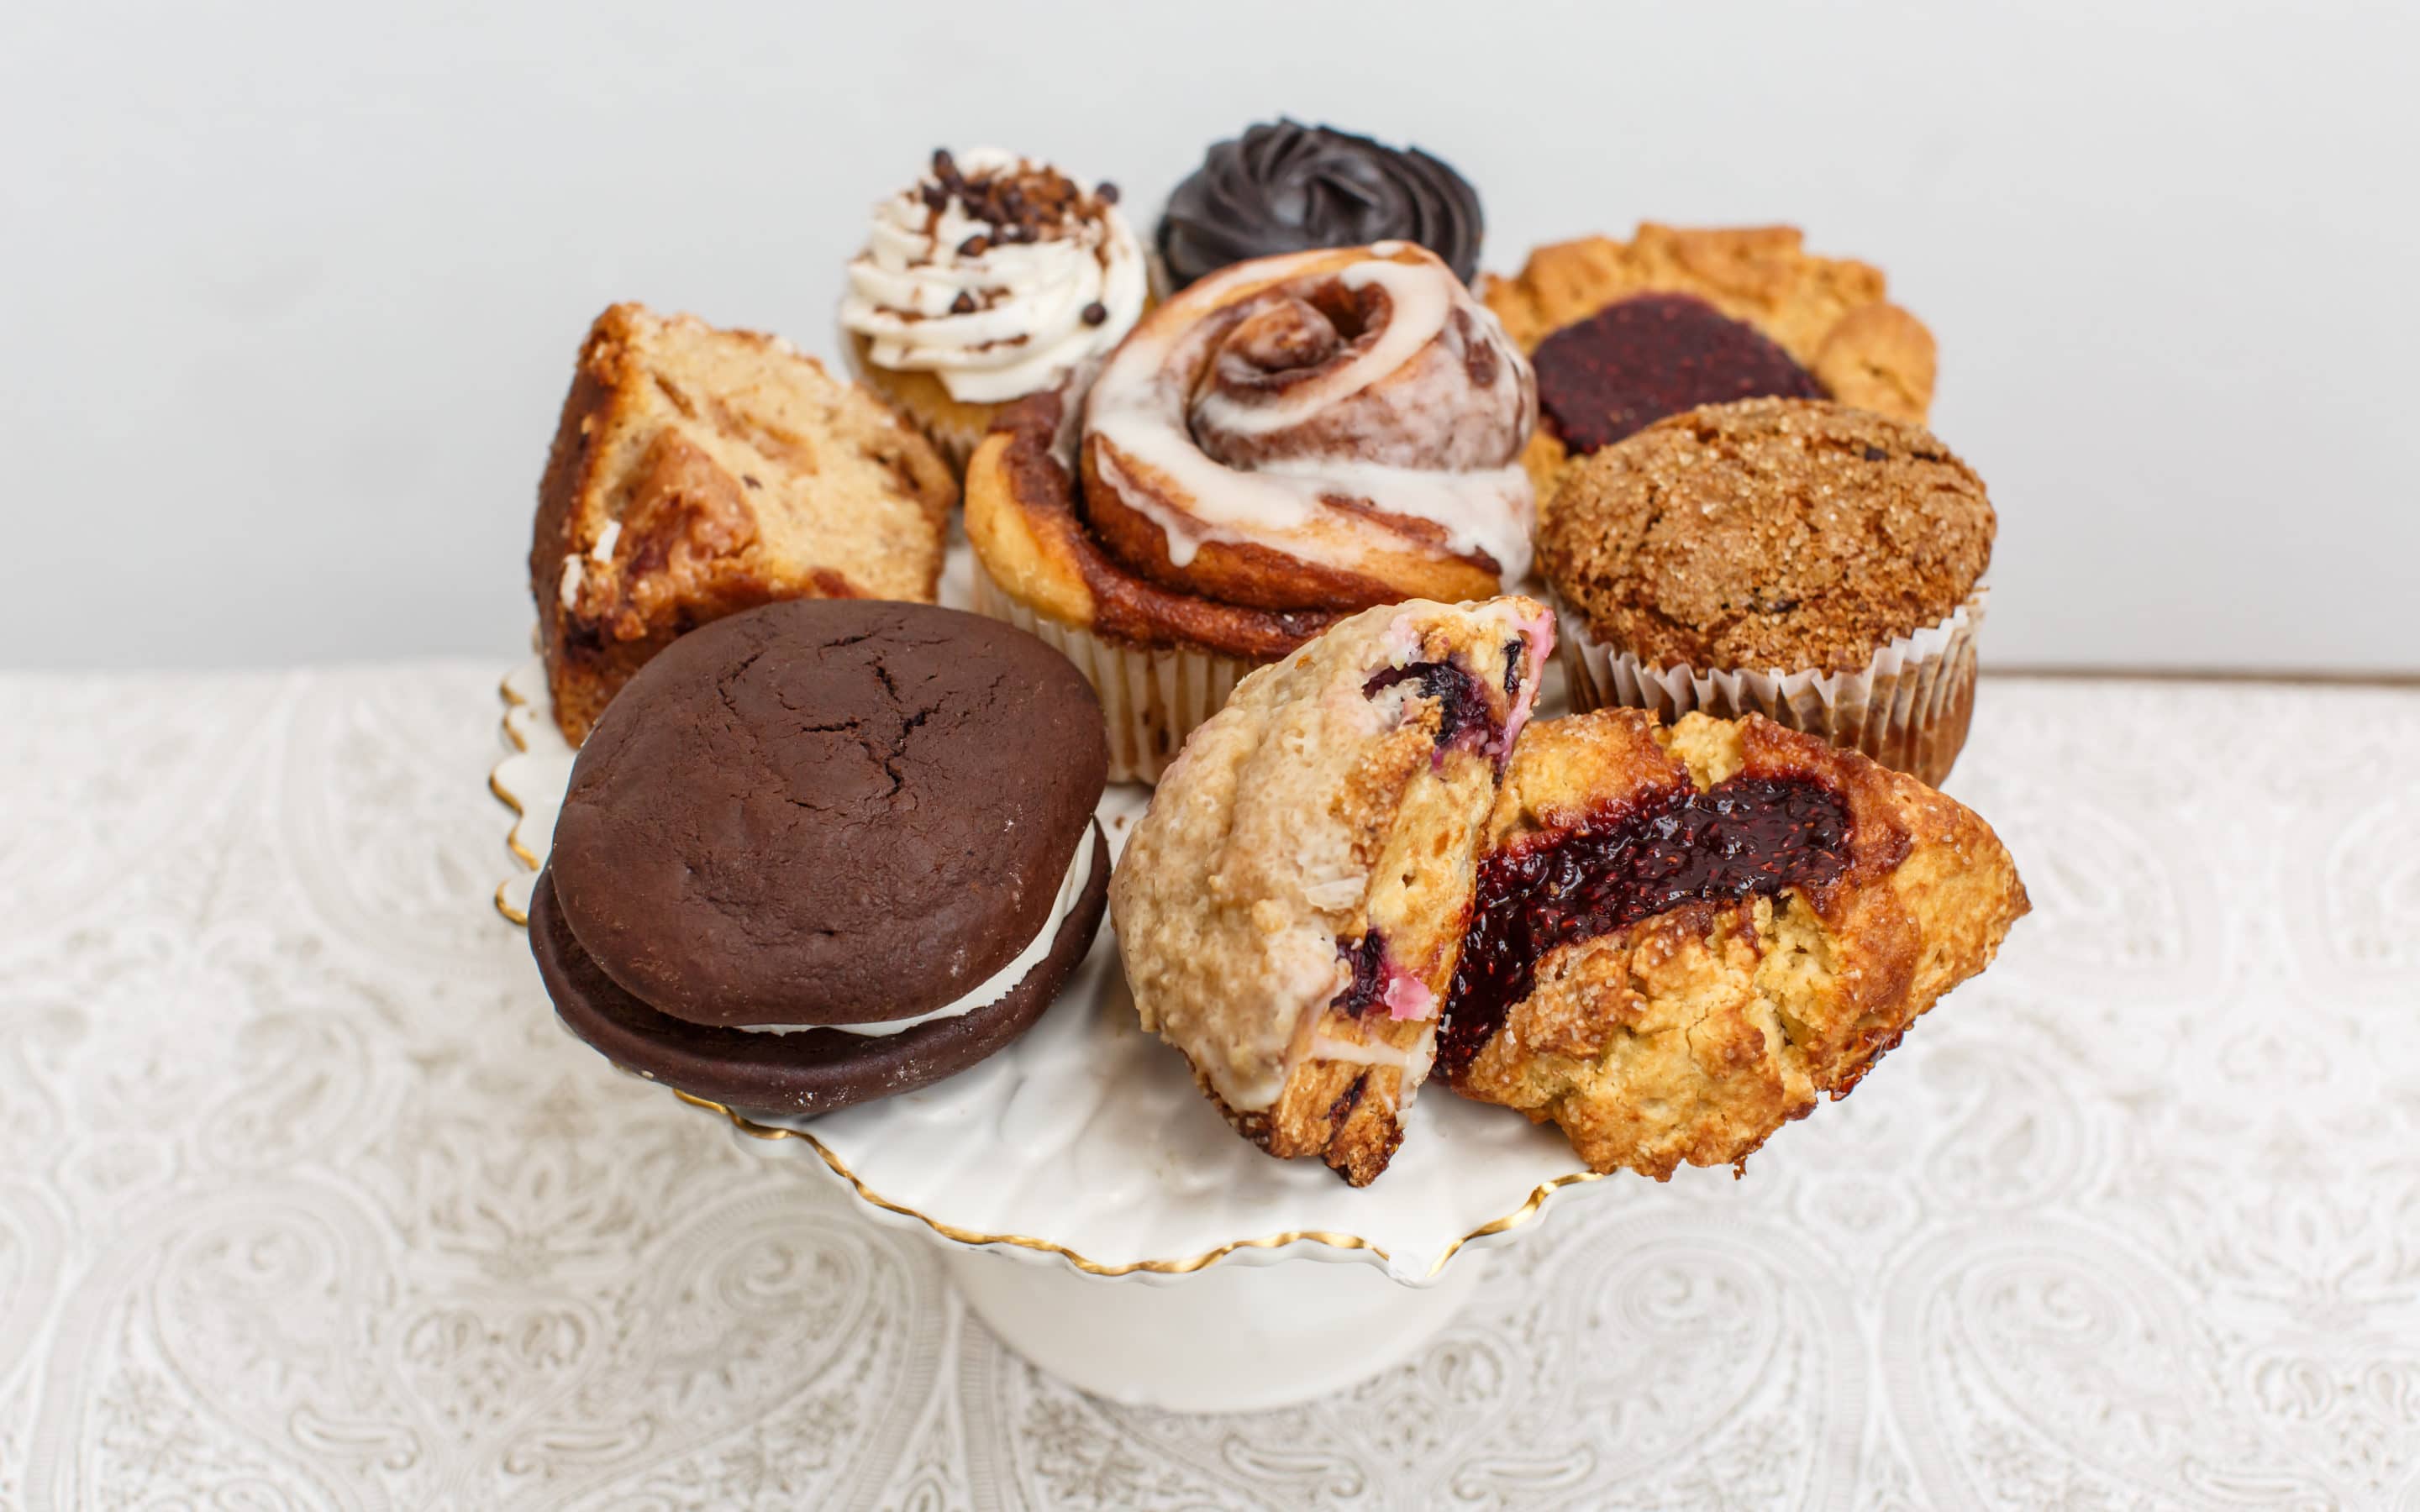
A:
[[3, 664, 2417, 1509]]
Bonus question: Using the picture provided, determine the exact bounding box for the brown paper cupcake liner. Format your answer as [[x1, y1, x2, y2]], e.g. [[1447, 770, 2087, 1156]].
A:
[[970, 556, 1256, 786], [1555, 588, 1989, 786], [839, 332, 995, 474]]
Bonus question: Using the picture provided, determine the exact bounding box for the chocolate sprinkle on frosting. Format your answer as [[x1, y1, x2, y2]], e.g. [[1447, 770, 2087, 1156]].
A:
[[1157, 118, 1484, 289], [919, 148, 1103, 244]]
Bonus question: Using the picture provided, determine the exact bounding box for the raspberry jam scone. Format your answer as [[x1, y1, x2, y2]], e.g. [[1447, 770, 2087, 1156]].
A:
[[1109, 596, 1555, 1185], [1438, 708, 2027, 1179]]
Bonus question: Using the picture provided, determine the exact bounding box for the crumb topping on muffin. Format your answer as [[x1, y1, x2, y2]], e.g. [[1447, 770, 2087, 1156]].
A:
[[1541, 399, 1993, 674]]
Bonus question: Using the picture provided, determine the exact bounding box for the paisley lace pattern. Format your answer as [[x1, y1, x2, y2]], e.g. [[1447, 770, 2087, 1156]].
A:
[[3, 666, 2417, 1506]]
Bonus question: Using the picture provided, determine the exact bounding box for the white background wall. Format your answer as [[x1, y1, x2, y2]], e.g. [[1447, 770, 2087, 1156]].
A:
[[5, 0, 2414, 672]]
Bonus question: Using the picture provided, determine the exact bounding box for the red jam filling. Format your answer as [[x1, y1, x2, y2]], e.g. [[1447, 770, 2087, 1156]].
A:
[[1363, 659, 1490, 749], [1330, 930, 1388, 1016], [1530, 292, 1824, 454], [1328, 929, 1434, 1022], [1436, 774, 1853, 1081]]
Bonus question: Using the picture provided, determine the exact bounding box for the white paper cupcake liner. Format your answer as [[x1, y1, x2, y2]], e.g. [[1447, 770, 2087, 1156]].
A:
[[971, 557, 1256, 785], [1555, 587, 1989, 786]]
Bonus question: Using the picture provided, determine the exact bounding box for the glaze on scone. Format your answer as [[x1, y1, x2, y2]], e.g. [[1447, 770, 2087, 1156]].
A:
[[1110, 596, 1554, 1184], [1439, 709, 2028, 1179], [533, 303, 957, 744]]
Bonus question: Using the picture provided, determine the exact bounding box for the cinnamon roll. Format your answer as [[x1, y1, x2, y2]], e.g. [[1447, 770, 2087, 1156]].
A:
[[964, 243, 1539, 783]]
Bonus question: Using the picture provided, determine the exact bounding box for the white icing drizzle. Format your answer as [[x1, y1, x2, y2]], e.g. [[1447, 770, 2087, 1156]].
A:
[[1189, 260, 1448, 438], [1083, 246, 1535, 584], [1309, 1034, 1417, 1069], [589, 520, 621, 563], [839, 148, 1147, 404], [557, 554, 582, 611], [734, 827, 1093, 1038]]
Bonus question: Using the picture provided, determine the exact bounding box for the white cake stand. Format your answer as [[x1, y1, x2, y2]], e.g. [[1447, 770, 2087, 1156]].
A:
[[491, 567, 1610, 1411]]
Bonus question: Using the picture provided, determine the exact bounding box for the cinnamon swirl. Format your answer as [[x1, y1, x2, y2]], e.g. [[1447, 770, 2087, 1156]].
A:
[[964, 244, 1539, 783]]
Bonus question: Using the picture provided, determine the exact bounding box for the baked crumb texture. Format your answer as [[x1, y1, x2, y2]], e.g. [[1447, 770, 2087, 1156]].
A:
[[1447, 708, 2028, 1179], [1542, 398, 1994, 675], [1109, 596, 1552, 1185], [532, 303, 957, 744]]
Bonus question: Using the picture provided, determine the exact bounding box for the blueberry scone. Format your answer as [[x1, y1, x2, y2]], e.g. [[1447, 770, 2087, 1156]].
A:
[[1439, 708, 2027, 1179], [1110, 596, 1555, 1185]]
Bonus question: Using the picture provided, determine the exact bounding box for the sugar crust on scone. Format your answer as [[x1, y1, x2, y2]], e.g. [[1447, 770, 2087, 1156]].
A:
[[532, 302, 957, 744], [1446, 708, 2027, 1179], [1109, 596, 1553, 1185]]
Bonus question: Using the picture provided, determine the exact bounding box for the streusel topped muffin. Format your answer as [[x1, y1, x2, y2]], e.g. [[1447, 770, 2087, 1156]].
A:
[[1110, 595, 1553, 1185], [1542, 398, 1995, 784], [1545, 398, 1992, 673]]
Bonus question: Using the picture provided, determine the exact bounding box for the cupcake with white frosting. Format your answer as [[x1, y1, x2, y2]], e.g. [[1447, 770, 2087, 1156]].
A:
[[840, 147, 1150, 470]]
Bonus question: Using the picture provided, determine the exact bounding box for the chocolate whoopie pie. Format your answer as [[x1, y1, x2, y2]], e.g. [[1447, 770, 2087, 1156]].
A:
[[530, 599, 1110, 1118]]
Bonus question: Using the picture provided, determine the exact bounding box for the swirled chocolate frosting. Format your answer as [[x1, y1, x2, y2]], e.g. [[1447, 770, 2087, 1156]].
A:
[[1157, 119, 1484, 289]]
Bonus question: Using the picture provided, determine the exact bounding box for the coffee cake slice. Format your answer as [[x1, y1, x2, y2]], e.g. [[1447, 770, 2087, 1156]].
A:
[[531, 302, 956, 743]]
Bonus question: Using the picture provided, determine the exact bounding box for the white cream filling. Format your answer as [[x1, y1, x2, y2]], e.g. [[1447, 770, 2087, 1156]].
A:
[[735, 827, 1094, 1038], [838, 147, 1147, 404]]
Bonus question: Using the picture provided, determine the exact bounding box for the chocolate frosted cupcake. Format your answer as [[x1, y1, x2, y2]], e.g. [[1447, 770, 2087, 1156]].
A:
[[1157, 119, 1483, 290], [1541, 399, 1992, 785], [841, 148, 1150, 469]]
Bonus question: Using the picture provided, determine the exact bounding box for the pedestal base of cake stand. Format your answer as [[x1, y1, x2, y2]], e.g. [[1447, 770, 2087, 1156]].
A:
[[941, 1245, 1489, 1414]]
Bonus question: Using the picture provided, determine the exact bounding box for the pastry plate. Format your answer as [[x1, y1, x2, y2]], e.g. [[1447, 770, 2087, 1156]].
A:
[[492, 550, 1609, 1287]]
